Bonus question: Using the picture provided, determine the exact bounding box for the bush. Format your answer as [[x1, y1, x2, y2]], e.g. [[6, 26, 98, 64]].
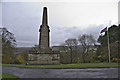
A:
[[17, 53, 26, 64], [12, 59, 21, 64]]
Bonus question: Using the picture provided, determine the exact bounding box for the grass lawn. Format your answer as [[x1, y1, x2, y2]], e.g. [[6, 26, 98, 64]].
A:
[[2, 63, 119, 69], [1, 73, 18, 80]]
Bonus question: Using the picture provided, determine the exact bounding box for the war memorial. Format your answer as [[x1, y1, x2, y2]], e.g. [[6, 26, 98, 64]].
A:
[[28, 7, 60, 64]]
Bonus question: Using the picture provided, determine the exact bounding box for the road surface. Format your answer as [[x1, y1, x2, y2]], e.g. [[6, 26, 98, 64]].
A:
[[2, 67, 119, 78]]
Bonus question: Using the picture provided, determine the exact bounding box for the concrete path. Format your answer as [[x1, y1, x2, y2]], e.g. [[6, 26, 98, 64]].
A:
[[2, 67, 119, 78]]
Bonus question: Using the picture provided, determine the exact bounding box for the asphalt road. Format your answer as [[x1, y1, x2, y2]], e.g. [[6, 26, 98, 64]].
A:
[[2, 67, 119, 78]]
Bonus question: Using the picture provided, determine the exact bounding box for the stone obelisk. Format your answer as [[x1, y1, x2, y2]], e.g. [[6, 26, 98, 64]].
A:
[[28, 7, 60, 64], [39, 7, 50, 53]]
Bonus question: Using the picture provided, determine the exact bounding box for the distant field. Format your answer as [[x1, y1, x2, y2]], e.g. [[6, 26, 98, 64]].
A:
[[1, 73, 18, 80], [2, 63, 119, 69]]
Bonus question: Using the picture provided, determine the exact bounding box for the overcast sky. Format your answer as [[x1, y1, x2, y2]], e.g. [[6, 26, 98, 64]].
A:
[[2, 0, 118, 47]]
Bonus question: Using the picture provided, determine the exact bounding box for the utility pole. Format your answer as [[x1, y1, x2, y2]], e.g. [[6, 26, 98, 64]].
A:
[[107, 27, 111, 63]]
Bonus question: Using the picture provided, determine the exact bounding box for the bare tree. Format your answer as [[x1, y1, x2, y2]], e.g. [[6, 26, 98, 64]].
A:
[[65, 38, 78, 63], [78, 34, 95, 63]]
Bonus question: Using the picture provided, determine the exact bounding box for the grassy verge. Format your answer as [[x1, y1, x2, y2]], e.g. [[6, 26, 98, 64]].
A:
[[1, 73, 18, 80], [2, 63, 119, 69]]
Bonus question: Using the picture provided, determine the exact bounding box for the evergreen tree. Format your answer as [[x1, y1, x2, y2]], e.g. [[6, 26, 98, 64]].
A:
[[97, 25, 119, 62]]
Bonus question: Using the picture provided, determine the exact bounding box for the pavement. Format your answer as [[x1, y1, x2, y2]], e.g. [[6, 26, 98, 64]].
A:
[[2, 67, 119, 78]]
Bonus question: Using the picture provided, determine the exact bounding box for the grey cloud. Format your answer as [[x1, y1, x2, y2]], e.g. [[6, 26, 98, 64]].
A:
[[50, 24, 104, 46], [2, 2, 111, 47], [81, 24, 105, 40], [17, 41, 36, 47]]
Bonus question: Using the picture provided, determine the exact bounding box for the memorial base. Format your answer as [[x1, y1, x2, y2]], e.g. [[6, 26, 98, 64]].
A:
[[28, 53, 60, 65]]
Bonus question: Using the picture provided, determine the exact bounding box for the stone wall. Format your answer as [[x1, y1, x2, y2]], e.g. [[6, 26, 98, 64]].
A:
[[28, 53, 60, 64]]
